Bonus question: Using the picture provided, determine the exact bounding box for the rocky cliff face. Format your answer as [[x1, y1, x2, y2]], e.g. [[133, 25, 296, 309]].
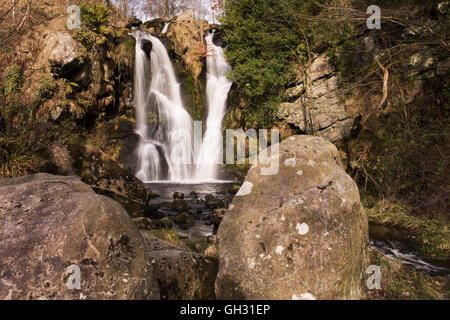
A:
[[0, 5, 149, 217], [277, 54, 352, 143], [276, 37, 450, 145]]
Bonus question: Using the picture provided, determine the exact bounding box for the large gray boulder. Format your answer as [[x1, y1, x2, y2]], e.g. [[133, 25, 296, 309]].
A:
[[142, 231, 218, 300], [215, 135, 369, 300], [0, 174, 159, 300]]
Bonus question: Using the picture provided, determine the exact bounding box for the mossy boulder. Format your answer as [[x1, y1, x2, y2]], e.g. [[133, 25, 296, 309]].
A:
[[143, 18, 167, 37], [174, 213, 195, 228], [173, 192, 184, 199], [133, 217, 155, 230], [154, 217, 173, 229], [171, 199, 191, 212], [204, 194, 226, 209]]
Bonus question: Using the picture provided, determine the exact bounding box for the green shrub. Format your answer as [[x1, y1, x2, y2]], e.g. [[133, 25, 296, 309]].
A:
[[80, 2, 109, 34], [221, 0, 359, 127], [76, 3, 110, 49]]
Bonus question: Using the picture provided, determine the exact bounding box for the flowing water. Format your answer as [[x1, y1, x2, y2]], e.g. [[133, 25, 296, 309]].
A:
[[147, 182, 238, 238], [195, 31, 232, 181], [132, 30, 195, 182], [132, 29, 232, 183], [370, 240, 450, 277]]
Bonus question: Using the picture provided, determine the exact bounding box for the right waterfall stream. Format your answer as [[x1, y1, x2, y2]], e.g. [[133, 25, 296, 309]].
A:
[[195, 31, 233, 181]]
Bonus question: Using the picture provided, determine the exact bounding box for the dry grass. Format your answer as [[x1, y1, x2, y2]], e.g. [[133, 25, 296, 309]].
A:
[[368, 249, 449, 300]]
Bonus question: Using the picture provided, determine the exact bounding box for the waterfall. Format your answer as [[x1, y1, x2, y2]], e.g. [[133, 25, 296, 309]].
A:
[[132, 30, 194, 182], [195, 31, 232, 181]]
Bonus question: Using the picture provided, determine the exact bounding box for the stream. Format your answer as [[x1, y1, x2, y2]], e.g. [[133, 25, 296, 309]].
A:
[[147, 181, 238, 238], [147, 183, 450, 278], [369, 224, 450, 277]]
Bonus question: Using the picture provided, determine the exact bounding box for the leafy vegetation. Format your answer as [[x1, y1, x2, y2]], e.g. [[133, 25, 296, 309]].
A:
[[2, 64, 23, 101], [222, 0, 449, 269], [221, 0, 308, 127], [221, 0, 366, 127], [34, 75, 57, 107], [151, 228, 189, 248], [0, 134, 32, 178], [76, 2, 111, 49]]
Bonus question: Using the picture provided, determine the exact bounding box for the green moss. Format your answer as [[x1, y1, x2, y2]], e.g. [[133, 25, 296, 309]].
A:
[[179, 69, 206, 121], [115, 35, 135, 61], [151, 229, 188, 249], [33, 75, 58, 111]]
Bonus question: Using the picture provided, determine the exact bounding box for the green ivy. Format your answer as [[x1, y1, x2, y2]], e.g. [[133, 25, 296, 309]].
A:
[[76, 3, 110, 49]]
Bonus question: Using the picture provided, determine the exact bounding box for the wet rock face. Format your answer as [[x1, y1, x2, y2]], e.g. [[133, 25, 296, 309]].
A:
[[143, 18, 167, 37], [126, 17, 143, 29], [212, 30, 226, 48], [0, 174, 159, 300], [215, 135, 369, 300], [141, 39, 152, 59], [142, 231, 218, 300]]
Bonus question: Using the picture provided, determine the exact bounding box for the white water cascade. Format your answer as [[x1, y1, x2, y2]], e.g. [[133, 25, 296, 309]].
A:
[[133, 30, 195, 182], [194, 31, 232, 181]]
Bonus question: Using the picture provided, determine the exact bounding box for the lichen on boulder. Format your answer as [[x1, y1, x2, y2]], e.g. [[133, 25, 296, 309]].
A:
[[215, 135, 369, 300], [0, 173, 159, 300]]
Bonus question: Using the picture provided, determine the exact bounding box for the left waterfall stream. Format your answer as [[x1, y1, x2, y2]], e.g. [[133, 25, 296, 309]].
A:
[[131, 30, 195, 182]]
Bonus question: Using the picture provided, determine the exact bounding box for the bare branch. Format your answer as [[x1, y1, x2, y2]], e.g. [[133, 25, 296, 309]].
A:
[[0, 0, 31, 46], [374, 56, 389, 112]]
